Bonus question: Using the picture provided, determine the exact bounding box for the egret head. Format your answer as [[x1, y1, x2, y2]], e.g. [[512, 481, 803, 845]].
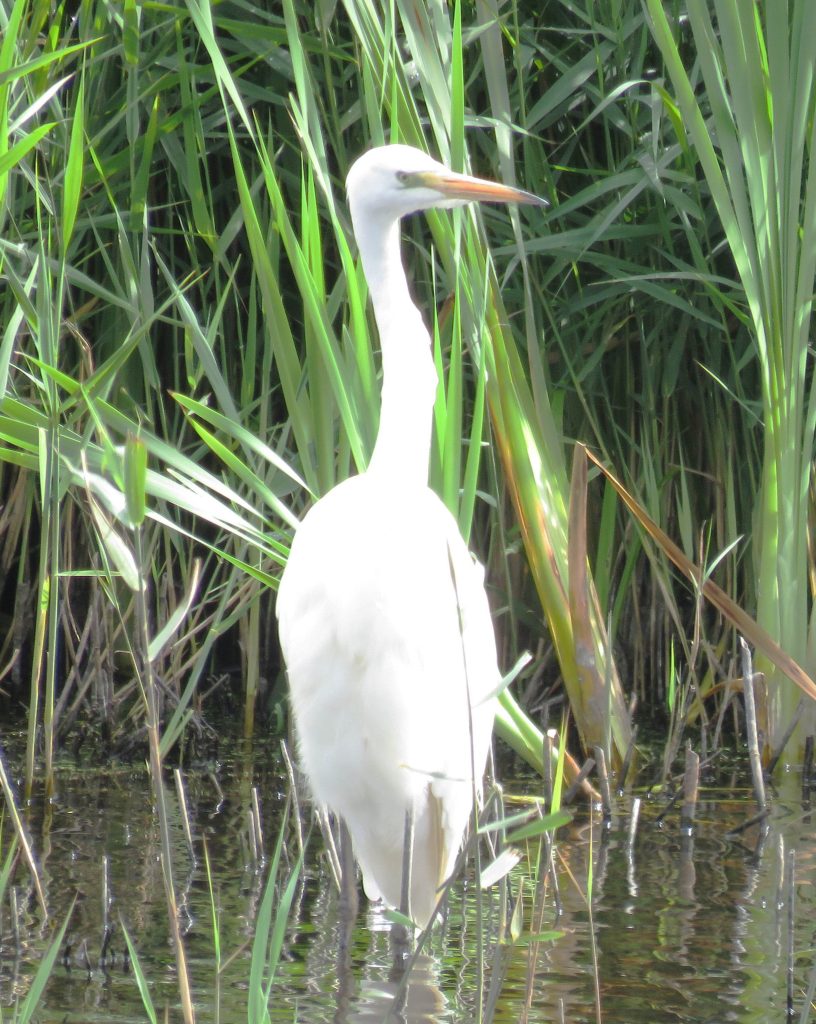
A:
[[346, 144, 545, 229]]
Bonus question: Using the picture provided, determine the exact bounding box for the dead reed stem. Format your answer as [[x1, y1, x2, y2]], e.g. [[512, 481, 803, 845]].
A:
[[680, 745, 700, 834], [740, 638, 767, 812]]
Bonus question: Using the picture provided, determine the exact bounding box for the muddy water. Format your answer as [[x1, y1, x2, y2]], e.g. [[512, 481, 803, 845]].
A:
[[2, 739, 815, 1023]]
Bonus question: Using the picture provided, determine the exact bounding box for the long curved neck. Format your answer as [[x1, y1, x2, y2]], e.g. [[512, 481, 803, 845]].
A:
[[355, 214, 437, 486]]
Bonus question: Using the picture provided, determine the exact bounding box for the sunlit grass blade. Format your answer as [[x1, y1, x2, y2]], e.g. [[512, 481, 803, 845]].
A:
[[121, 922, 159, 1024], [184, 0, 254, 136], [147, 558, 202, 663], [13, 898, 76, 1024], [505, 808, 572, 843], [123, 433, 147, 528], [61, 69, 83, 250], [0, 121, 55, 180]]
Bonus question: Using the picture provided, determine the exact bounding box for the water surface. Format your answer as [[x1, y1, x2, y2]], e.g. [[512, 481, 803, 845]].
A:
[[2, 739, 814, 1023]]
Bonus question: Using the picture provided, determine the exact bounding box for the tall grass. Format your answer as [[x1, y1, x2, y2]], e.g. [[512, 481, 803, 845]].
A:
[[0, 0, 813, 872], [645, 0, 816, 758]]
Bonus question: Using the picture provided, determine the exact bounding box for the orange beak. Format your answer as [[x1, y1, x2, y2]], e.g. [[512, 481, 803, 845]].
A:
[[409, 169, 546, 207]]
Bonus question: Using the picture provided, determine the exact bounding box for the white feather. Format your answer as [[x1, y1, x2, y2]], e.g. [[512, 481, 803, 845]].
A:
[[277, 145, 538, 927]]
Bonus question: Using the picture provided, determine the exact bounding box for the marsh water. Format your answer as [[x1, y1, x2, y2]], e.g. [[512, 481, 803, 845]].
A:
[[2, 734, 815, 1023]]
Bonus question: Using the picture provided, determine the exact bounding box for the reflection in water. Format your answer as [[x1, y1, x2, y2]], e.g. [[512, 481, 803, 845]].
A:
[[339, 950, 446, 1024], [1, 738, 815, 1024], [295, 866, 451, 1024]]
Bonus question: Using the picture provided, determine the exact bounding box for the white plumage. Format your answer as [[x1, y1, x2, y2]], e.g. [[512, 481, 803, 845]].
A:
[[277, 145, 542, 928]]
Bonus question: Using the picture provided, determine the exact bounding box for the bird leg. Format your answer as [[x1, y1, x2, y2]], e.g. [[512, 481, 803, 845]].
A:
[[389, 807, 415, 954], [400, 806, 415, 922], [394, 806, 416, 930], [338, 820, 359, 928]]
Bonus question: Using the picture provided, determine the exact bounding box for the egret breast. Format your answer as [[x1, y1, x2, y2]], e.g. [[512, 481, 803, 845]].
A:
[[277, 474, 498, 924]]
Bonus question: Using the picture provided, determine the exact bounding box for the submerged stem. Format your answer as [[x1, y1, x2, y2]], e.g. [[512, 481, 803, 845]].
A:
[[134, 532, 196, 1024]]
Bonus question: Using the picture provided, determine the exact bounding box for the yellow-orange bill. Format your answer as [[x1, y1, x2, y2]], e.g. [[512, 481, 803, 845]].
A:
[[415, 169, 547, 206]]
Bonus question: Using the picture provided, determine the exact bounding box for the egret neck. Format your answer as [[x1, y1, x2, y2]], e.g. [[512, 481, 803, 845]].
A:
[[352, 211, 438, 487]]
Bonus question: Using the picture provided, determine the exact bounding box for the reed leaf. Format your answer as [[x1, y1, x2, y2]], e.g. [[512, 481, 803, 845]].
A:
[[645, 0, 816, 755]]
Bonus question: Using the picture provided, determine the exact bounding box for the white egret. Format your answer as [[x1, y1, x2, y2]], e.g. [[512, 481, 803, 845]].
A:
[[277, 144, 543, 929]]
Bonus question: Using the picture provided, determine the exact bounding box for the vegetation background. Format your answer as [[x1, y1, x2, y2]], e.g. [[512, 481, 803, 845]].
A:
[[1, 0, 815, 813], [2, 0, 816, 1020]]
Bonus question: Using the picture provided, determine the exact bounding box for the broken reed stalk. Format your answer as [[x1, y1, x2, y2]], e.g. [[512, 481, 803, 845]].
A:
[[100, 854, 113, 966], [785, 849, 795, 1019], [592, 746, 613, 824], [174, 768, 196, 866], [725, 808, 771, 836], [618, 723, 638, 793], [740, 638, 767, 812], [626, 797, 641, 852], [774, 836, 786, 913], [767, 697, 806, 775], [543, 729, 555, 808], [680, 744, 700, 834], [317, 807, 343, 892], [0, 751, 47, 918], [248, 806, 259, 863], [251, 786, 265, 861], [281, 740, 305, 862], [563, 758, 596, 806]]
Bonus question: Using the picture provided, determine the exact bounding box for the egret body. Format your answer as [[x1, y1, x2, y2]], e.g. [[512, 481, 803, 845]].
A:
[[277, 145, 542, 928]]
